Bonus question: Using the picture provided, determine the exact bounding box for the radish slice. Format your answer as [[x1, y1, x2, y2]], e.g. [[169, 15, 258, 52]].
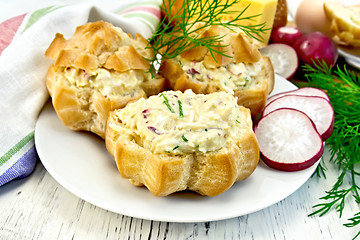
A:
[[255, 108, 324, 171], [267, 87, 330, 105], [260, 43, 298, 79], [263, 95, 334, 141]]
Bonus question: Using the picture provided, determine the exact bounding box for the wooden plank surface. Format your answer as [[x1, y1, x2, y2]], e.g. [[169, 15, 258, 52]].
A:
[[1, 1, 359, 239], [1, 147, 358, 239]]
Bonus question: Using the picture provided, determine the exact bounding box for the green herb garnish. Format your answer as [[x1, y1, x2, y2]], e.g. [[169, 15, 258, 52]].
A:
[[181, 134, 188, 142], [304, 61, 360, 239], [173, 146, 180, 150], [178, 100, 184, 117], [147, 0, 269, 71], [160, 93, 175, 113]]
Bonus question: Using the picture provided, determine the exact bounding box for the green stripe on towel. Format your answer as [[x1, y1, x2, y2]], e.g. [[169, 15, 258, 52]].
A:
[[0, 131, 34, 167], [122, 12, 159, 29], [114, 1, 160, 13], [21, 5, 65, 33]]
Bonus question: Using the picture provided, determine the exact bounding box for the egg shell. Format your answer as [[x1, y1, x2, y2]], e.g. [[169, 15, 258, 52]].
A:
[[295, 0, 341, 37]]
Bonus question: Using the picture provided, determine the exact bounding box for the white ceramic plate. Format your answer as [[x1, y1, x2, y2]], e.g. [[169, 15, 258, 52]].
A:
[[338, 47, 360, 69], [35, 75, 320, 222]]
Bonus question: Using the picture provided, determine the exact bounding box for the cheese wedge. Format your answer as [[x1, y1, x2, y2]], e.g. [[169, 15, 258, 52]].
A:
[[219, 0, 278, 46], [163, 0, 278, 47]]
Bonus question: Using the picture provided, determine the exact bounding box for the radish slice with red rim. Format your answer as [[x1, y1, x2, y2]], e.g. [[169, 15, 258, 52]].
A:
[[267, 87, 330, 105], [255, 108, 324, 172], [260, 43, 298, 79], [263, 95, 334, 141]]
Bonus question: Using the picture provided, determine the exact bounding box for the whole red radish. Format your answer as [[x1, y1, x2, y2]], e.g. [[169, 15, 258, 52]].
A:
[[293, 32, 338, 67], [271, 26, 303, 46]]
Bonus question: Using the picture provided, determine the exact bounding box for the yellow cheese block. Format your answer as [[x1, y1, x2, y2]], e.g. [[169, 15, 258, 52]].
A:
[[218, 0, 278, 46], [163, 0, 278, 47]]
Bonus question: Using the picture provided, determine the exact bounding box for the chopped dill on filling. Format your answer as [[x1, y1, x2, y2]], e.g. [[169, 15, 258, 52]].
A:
[[117, 90, 245, 155]]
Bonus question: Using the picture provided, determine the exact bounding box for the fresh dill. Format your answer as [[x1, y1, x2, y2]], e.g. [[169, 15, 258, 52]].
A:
[[178, 100, 184, 117], [147, 0, 269, 71], [303, 61, 360, 239], [181, 134, 188, 142], [160, 93, 175, 113]]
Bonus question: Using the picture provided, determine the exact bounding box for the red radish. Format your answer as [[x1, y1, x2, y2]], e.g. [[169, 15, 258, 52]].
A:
[[255, 108, 324, 172], [260, 43, 298, 79], [293, 32, 338, 67], [263, 95, 334, 141], [267, 87, 330, 105], [271, 26, 303, 46]]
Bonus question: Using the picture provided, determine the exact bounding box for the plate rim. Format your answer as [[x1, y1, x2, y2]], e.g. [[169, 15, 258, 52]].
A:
[[35, 74, 320, 222]]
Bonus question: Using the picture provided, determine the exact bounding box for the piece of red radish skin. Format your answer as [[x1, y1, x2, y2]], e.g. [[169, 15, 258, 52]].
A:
[[293, 32, 338, 68], [263, 95, 334, 141], [255, 108, 324, 172], [271, 26, 303, 46], [267, 87, 330, 105], [260, 43, 298, 79]]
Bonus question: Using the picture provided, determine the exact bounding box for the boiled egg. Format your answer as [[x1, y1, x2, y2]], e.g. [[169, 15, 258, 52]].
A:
[[295, 0, 341, 37]]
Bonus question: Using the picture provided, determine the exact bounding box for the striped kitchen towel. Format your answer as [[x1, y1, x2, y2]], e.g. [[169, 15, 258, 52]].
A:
[[0, 1, 161, 186]]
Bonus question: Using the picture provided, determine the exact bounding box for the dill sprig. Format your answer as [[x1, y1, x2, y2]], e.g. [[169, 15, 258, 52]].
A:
[[178, 100, 184, 117], [303, 61, 360, 239], [147, 0, 269, 71], [181, 134, 188, 142], [160, 93, 175, 113]]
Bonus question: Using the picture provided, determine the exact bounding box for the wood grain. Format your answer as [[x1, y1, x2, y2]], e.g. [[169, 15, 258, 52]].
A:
[[0, 147, 359, 239]]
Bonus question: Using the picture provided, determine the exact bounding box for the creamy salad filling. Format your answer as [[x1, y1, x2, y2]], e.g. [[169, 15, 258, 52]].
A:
[[64, 67, 149, 97], [179, 58, 262, 94], [112, 90, 244, 155]]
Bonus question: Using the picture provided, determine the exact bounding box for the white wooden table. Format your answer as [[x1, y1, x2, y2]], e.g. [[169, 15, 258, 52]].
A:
[[1, 1, 359, 239], [1, 146, 358, 239]]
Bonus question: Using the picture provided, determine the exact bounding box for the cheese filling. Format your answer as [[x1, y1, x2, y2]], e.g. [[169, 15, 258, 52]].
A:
[[63, 67, 149, 97], [114, 90, 244, 154], [179, 58, 262, 94]]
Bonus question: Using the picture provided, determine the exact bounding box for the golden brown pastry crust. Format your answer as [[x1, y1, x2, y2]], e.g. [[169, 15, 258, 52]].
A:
[[158, 24, 274, 116], [105, 101, 259, 197], [45, 21, 166, 138], [233, 56, 274, 116]]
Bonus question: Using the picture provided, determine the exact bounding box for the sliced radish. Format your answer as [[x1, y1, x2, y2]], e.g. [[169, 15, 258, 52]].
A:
[[267, 87, 330, 105], [263, 95, 334, 141], [260, 43, 298, 79], [255, 108, 324, 172]]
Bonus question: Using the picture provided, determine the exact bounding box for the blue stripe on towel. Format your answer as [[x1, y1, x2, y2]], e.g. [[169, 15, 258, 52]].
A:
[[0, 145, 38, 186]]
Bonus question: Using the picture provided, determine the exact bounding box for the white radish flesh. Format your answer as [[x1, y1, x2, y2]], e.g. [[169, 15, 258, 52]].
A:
[[260, 43, 298, 79], [255, 108, 324, 171], [263, 95, 334, 141], [267, 87, 330, 105]]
